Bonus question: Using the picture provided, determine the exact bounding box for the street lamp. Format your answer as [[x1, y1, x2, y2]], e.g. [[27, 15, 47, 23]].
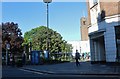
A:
[[43, 0, 52, 59], [43, 0, 52, 3], [6, 41, 10, 66], [28, 38, 32, 60], [80, 47, 81, 53], [43, 0, 52, 28]]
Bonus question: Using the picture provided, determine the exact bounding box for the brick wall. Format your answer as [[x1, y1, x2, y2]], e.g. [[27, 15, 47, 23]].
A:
[[86, 0, 91, 25], [80, 17, 89, 41], [81, 26, 89, 41], [86, 1, 120, 25], [100, 2, 120, 17]]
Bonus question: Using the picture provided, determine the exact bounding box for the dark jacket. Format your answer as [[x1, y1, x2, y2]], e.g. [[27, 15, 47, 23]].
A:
[[75, 52, 80, 59]]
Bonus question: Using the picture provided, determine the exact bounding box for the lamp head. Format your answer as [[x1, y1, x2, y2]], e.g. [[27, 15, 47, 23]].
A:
[[43, 0, 52, 3]]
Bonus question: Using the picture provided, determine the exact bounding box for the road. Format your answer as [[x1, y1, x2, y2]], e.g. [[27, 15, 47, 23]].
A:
[[2, 66, 45, 77], [2, 66, 120, 79]]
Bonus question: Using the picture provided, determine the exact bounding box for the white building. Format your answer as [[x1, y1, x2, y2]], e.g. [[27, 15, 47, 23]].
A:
[[87, 0, 120, 63], [67, 41, 90, 57]]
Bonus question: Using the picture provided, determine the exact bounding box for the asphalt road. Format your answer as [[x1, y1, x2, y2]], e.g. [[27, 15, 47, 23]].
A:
[[2, 66, 120, 79], [2, 66, 45, 77]]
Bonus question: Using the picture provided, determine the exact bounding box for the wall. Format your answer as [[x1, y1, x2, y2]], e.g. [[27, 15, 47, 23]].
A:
[[88, 0, 101, 33], [67, 41, 90, 56], [100, 1, 120, 17], [86, 0, 91, 25], [80, 17, 89, 41], [101, 15, 120, 62], [67, 41, 81, 56], [80, 41, 90, 53]]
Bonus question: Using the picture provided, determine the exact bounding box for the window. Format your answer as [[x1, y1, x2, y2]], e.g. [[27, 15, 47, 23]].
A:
[[101, 10, 105, 20], [83, 21, 86, 25]]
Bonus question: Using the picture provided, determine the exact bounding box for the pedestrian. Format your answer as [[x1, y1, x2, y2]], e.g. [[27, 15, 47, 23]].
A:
[[75, 50, 80, 66]]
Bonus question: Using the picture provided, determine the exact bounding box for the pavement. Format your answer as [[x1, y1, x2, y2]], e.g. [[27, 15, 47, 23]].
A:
[[21, 62, 120, 75]]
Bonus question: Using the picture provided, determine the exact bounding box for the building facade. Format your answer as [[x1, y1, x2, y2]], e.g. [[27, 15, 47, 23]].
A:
[[67, 41, 90, 57], [80, 17, 89, 41], [87, 0, 120, 63], [67, 41, 81, 57], [80, 17, 90, 61]]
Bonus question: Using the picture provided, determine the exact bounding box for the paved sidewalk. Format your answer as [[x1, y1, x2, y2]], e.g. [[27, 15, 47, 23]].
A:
[[22, 62, 120, 75]]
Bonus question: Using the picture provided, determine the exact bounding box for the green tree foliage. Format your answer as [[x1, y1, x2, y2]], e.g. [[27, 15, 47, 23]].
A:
[[23, 26, 73, 60]]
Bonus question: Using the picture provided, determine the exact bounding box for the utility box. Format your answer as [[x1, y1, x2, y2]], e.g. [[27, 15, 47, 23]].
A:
[[31, 51, 40, 65]]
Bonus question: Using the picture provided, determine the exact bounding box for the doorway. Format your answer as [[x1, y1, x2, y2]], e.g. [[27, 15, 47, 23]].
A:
[[92, 36, 106, 62], [115, 26, 120, 62]]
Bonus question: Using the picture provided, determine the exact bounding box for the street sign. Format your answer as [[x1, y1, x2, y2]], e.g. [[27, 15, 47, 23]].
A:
[[6, 43, 10, 50], [44, 50, 48, 59]]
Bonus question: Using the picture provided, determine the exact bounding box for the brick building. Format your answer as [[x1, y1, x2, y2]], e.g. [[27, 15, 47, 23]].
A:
[[87, 0, 120, 63], [80, 17, 89, 41], [80, 17, 90, 61]]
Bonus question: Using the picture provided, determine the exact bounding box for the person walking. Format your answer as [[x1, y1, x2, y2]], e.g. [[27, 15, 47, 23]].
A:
[[75, 50, 80, 66]]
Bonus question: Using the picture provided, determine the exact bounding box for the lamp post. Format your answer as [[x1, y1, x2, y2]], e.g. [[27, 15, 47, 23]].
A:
[[29, 39, 32, 60], [43, 0, 52, 59], [80, 47, 81, 53], [6, 32, 11, 66], [6, 41, 10, 66]]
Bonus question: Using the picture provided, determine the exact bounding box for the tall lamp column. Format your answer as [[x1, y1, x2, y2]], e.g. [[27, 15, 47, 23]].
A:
[[43, 0, 52, 59]]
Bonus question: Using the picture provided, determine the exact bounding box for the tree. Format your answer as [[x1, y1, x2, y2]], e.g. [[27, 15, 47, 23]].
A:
[[2, 22, 24, 55], [24, 26, 73, 60]]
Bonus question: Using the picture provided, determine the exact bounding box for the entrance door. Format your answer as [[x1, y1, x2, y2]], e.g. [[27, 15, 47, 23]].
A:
[[98, 36, 106, 62], [115, 26, 120, 62], [89, 31, 106, 63], [92, 36, 106, 62]]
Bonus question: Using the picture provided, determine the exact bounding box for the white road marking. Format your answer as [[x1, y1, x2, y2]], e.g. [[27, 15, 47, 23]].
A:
[[19, 69, 43, 75], [18, 68, 120, 78], [22, 67, 55, 73]]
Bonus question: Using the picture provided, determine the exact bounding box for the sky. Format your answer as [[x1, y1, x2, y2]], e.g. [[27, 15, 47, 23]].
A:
[[2, 2, 88, 41]]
